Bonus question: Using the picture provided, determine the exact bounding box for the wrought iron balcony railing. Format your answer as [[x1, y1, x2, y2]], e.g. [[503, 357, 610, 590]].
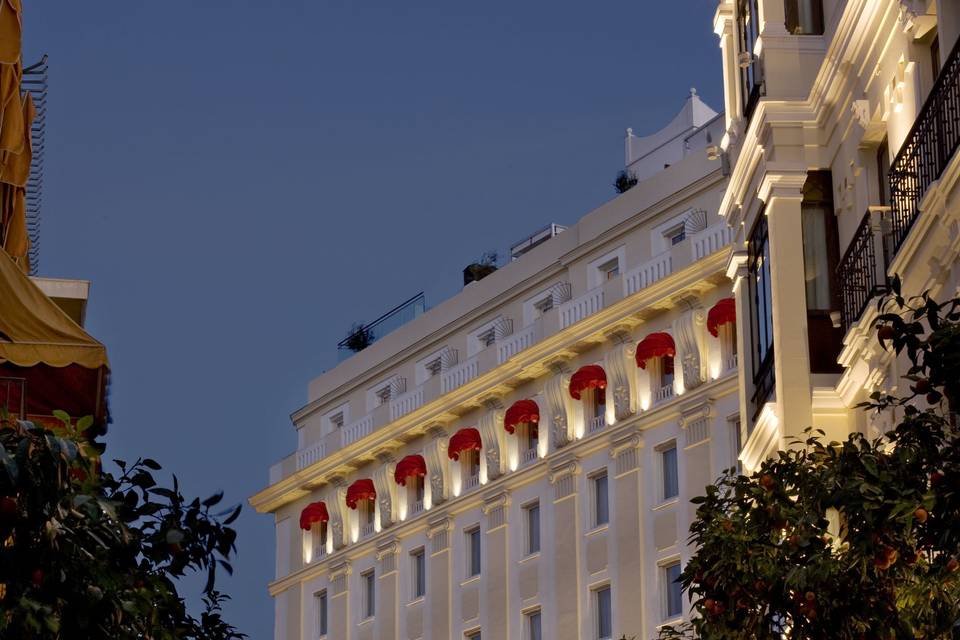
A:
[[837, 209, 891, 330], [888, 34, 960, 254]]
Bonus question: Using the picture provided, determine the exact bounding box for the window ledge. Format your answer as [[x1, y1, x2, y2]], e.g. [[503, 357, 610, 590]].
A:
[[406, 596, 424, 607], [359, 617, 374, 626], [519, 551, 541, 564], [586, 523, 609, 537], [460, 575, 481, 588], [652, 498, 679, 512]]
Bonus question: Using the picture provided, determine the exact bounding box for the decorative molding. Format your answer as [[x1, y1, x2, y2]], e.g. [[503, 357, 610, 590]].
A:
[[604, 343, 636, 421], [327, 484, 349, 551], [544, 371, 573, 449], [740, 403, 780, 474], [757, 172, 807, 204], [609, 430, 643, 477], [372, 457, 397, 528], [329, 560, 351, 595], [550, 281, 572, 305], [851, 99, 870, 129], [548, 455, 580, 502], [482, 490, 510, 532], [426, 514, 452, 554], [439, 347, 459, 371], [478, 407, 506, 480], [493, 317, 514, 340], [678, 399, 714, 448], [376, 538, 400, 575], [424, 433, 449, 506], [672, 307, 708, 391]]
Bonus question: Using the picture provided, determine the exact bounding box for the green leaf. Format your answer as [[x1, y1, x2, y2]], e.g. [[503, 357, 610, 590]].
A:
[[51, 410, 71, 426], [76, 415, 94, 433]]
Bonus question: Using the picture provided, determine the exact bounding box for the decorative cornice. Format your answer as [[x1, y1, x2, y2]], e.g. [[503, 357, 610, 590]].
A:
[[608, 429, 643, 459], [547, 455, 581, 484], [426, 514, 452, 539], [375, 537, 400, 560], [757, 172, 807, 204], [677, 398, 715, 429], [480, 490, 510, 515]]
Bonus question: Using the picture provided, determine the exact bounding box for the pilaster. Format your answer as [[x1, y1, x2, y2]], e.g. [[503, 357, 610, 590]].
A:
[[375, 538, 400, 640], [481, 490, 511, 639], [608, 430, 644, 636], [424, 514, 452, 640], [547, 455, 581, 640]]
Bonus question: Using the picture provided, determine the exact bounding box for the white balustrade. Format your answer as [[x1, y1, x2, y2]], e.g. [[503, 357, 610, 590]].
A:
[[558, 287, 604, 329], [390, 385, 424, 421], [691, 222, 734, 261], [497, 323, 537, 364], [441, 354, 480, 394], [623, 252, 673, 296], [296, 440, 327, 470], [410, 499, 424, 516], [360, 523, 375, 538], [343, 414, 374, 446], [521, 448, 538, 464], [725, 352, 738, 372], [462, 474, 480, 492], [588, 415, 606, 433], [655, 384, 675, 403]]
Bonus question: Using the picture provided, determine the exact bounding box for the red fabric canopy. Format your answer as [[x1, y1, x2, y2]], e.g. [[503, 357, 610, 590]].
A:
[[345, 479, 377, 510], [448, 427, 482, 461], [569, 365, 607, 400], [394, 454, 427, 486], [707, 298, 736, 337], [635, 332, 676, 369], [504, 399, 539, 435], [299, 501, 329, 531]]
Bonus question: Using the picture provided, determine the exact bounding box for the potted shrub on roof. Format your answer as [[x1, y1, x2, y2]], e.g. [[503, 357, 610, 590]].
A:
[[343, 323, 374, 352], [614, 169, 638, 194], [463, 250, 498, 286]]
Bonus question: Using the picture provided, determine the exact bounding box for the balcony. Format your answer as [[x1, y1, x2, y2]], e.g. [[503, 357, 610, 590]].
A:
[[410, 499, 424, 516], [296, 440, 327, 471], [888, 34, 960, 254], [655, 384, 675, 403], [0, 377, 26, 419], [623, 251, 672, 297], [837, 209, 890, 331], [559, 286, 604, 329], [462, 473, 480, 492], [360, 522, 375, 538], [497, 322, 537, 364], [520, 448, 538, 465], [588, 415, 606, 433], [343, 413, 375, 447], [690, 222, 734, 261], [724, 352, 739, 373]]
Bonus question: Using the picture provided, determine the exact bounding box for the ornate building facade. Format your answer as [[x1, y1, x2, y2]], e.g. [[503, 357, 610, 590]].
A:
[[251, 92, 741, 640]]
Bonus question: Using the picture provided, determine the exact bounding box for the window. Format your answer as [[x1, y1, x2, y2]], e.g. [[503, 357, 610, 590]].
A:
[[465, 630, 481, 640], [876, 137, 891, 206], [660, 355, 675, 389], [784, 0, 824, 35], [466, 526, 481, 577], [595, 586, 612, 639], [662, 444, 679, 501], [526, 610, 542, 640], [425, 357, 442, 378], [730, 418, 743, 474], [592, 472, 609, 527], [315, 590, 328, 637], [409, 474, 425, 512], [663, 561, 683, 619], [524, 502, 541, 555], [478, 328, 496, 348], [598, 258, 620, 281], [748, 213, 774, 419], [362, 570, 375, 619], [666, 226, 686, 246], [311, 521, 327, 559], [533, 296, 554, 315], [411, 548, 426, 599], [523, 423, 539, 456], [931, 34, 941, 82], [375, 385, 391, 406], [466, 450, 480, 481], [328, 412, 344, 431], [737, 0, 764, 119]]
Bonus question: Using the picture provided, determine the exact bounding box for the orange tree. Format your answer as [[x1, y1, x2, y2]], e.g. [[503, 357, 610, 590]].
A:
[[0, 412, 244, 639], [659, 282, 960, 640]]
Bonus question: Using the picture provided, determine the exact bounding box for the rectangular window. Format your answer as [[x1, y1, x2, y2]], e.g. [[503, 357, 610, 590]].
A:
[[478, 328, 497, 348], [411, 548, 426, 599], [375, 386, 391, 405], [660, 355, 675, 389], [527, 610, 542, 640], [525, 502, 541, 555], [748, 213, 775, 419], [592, 472, 609, 527], [534, 296, 554, 315], [737, 0, 764, 119], [329, 412, 344, 430], [425, 357, 442, 378], [666, 226, 686, 246], [465, 631, 481, 640], [598, 258, 620, 281], [362, 570, 375, 619], [663, 562, 683, 619], [784, 0, 824, 35], [662, 444, 679, 500], [596, 586, 612, 639], [730, 419, 743, 474], [931, 34, 941, 82], [467, 527, 481, 577], [315, 590, 328, 637], [876, 137, 891, 207]]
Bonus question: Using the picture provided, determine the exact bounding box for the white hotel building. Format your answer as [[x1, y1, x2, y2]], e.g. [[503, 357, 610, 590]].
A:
[[252, 0, 960, 637]]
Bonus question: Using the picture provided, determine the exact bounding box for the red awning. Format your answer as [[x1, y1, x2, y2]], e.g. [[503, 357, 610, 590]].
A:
[[569, 365, 607, 400], [635, 332, 676, 369], [394, 454, 427, 486], [346, 479, 376, 510], [504, 399, 539, 435], [299, 501, 329, 530], [448, 427, 482, 461], [707, 298, 736, 337]]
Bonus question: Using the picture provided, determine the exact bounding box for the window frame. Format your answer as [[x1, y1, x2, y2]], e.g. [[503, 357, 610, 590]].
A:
[[591, 471, 610, 528], [748, 212, 775, 420], [466, 525, 482, 578], [525, 608, 542, 640], [659, 442, 680, 502], [661, 559, 683, 620], [315, 589, 328, 638], [524, 501, 541, 556], [594, 584, 613, 640], [361, 569, 376, 620], [410, 547, 426, 600], [737, 0, 765, 120]]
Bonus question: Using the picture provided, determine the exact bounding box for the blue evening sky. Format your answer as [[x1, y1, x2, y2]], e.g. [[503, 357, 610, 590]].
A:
[[24, 2, 722, 637]]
